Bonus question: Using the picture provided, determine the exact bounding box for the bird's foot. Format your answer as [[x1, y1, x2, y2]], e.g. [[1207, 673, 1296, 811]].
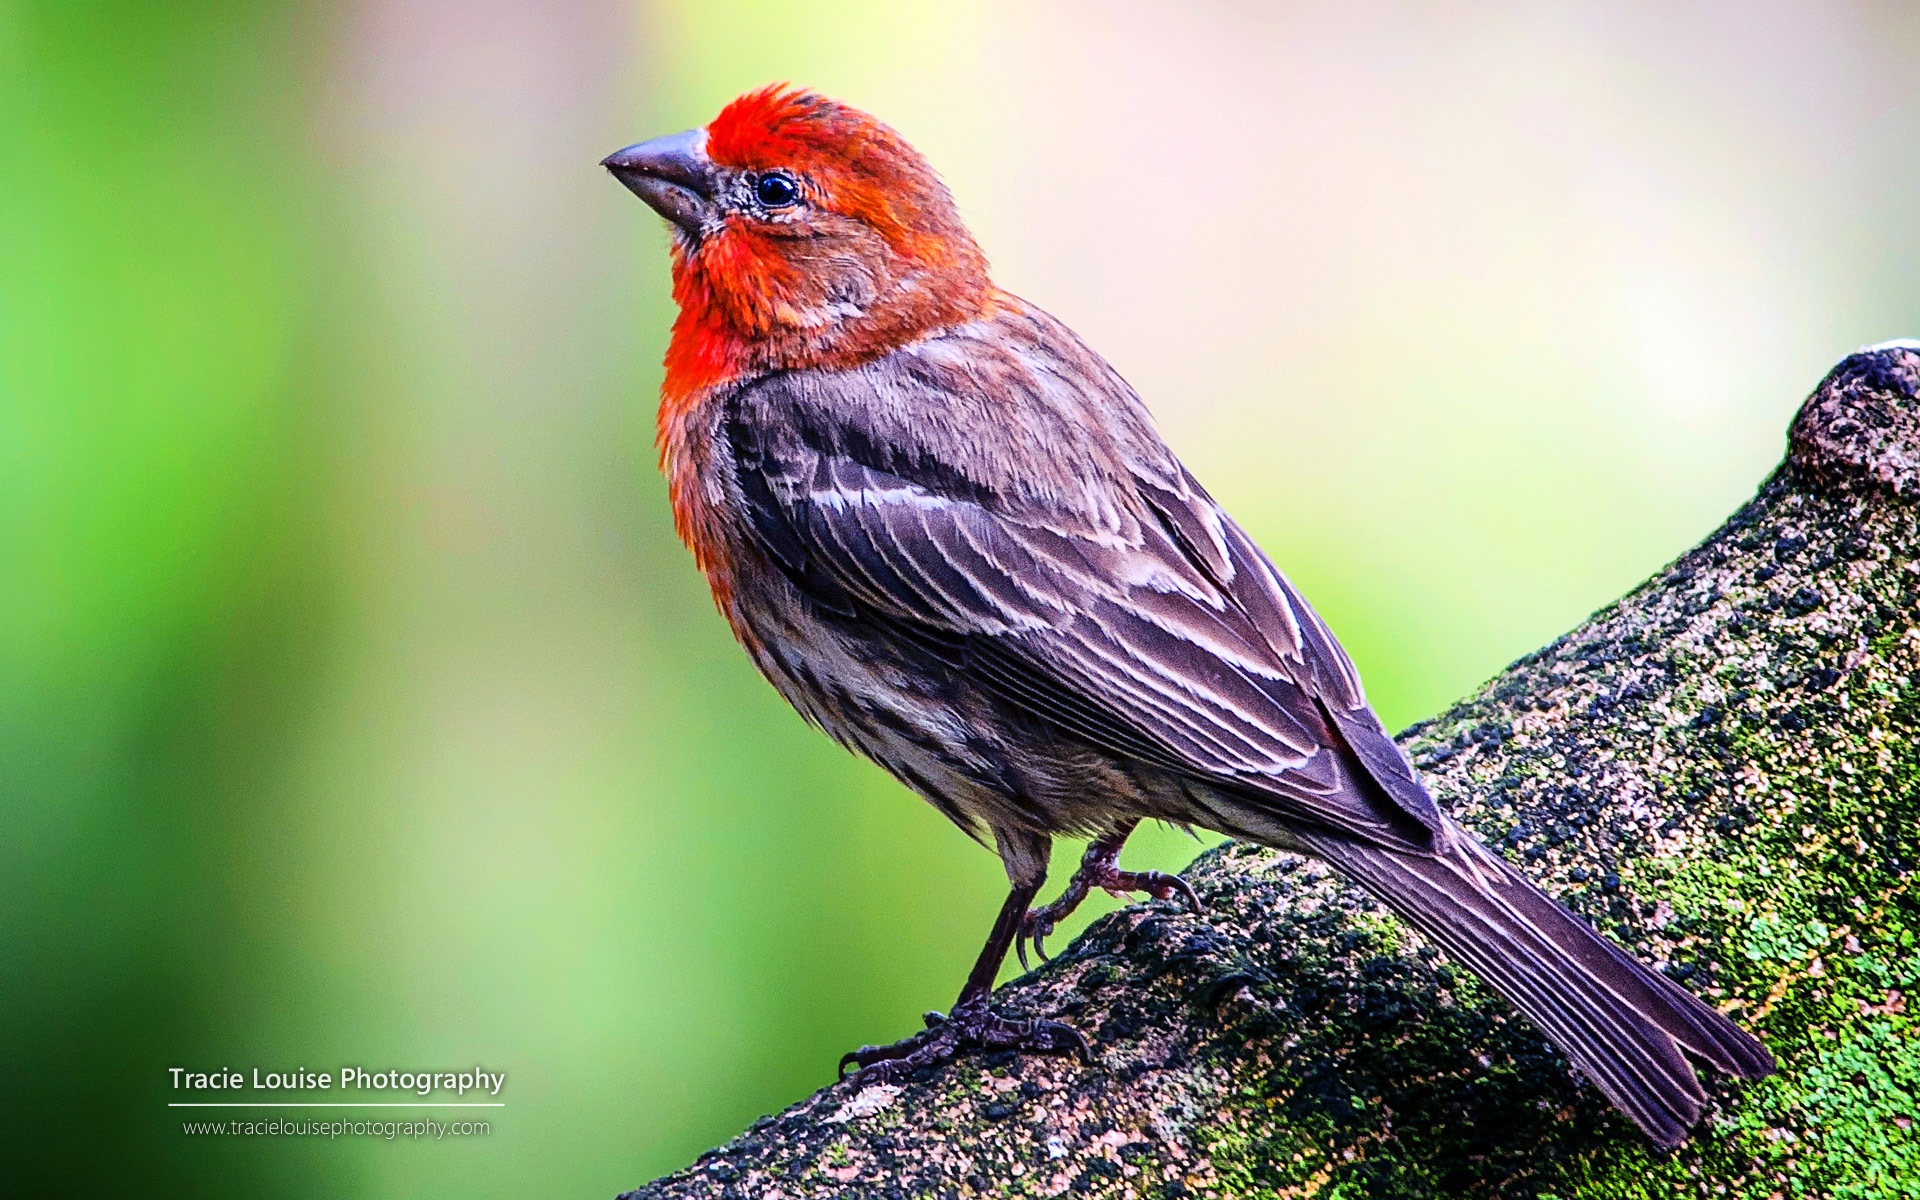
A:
[[1018, 854, 1202, 967], [837, 998, 1089, 1086]]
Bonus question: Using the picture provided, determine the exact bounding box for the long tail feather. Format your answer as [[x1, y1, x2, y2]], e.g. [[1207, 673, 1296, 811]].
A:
[[1293, 822, 1774, 1146]]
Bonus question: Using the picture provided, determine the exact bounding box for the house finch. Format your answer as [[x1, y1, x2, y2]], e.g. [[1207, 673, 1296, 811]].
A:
[[603, 85, 1772, 1146]]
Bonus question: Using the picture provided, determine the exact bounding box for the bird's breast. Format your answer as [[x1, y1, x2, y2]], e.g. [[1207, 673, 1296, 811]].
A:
[[657, 382, 751, 629]]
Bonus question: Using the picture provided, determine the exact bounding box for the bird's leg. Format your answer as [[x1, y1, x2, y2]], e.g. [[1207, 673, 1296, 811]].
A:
[[1017, 820, 1201, 966], [838, 881, 1089, 1085]]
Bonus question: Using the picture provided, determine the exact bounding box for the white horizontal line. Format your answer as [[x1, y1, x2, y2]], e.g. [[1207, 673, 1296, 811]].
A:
[[167, 1103, 505, 1108]]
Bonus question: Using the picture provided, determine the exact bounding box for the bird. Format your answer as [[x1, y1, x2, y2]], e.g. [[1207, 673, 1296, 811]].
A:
[[602, 84, 1774, 1147]]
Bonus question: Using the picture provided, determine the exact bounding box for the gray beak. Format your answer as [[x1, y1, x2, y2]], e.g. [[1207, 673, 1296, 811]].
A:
[[602, 129, 716, 233]]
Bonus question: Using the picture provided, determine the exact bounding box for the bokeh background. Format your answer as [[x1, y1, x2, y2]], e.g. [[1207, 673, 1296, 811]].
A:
[[4, 1, 1917, 1195]]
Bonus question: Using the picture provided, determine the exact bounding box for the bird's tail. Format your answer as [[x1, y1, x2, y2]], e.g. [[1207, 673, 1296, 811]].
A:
[[1293, 824, 1775, 1146]]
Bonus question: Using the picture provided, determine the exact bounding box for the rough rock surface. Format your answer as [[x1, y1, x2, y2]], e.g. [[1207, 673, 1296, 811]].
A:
[[622, 344, 1920, 1200]]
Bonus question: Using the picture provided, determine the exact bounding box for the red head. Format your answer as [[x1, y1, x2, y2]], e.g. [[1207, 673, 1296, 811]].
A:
[[605, 86, 992, 393]]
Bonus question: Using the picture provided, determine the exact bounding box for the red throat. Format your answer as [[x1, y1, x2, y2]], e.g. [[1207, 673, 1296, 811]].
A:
[[650, 84, 994, 613]]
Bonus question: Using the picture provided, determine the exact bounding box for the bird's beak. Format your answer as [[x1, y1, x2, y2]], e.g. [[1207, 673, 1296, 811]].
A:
[[602, 129, 716, 234]]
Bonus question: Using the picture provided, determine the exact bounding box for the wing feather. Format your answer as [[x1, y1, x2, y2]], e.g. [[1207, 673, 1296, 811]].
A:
[[723, 336, 1443, 849]]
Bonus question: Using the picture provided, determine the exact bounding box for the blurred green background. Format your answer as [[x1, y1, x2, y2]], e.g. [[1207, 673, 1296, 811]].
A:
[[3, 1, 1916, 1195]]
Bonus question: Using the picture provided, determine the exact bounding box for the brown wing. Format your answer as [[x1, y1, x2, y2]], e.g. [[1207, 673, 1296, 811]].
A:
[[723, 314, 1442, 850]]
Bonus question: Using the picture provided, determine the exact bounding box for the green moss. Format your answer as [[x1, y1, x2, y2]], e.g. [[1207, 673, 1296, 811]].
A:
[[1187, 481, 1920, 1197], [1793, 1021, 1920, 1198]]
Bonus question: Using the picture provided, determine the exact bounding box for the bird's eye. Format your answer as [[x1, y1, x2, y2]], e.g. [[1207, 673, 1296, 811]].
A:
[[754, 172, 800, 208]]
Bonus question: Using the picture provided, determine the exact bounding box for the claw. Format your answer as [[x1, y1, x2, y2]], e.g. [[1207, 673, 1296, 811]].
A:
[[1153, 870, 1203, 914], [837, 1049, 863, 1080], [1034, 1018, 1093, 1063], [1016, 911, 1059, 972]]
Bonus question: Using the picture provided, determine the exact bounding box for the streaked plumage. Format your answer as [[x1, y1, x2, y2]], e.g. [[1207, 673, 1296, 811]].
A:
[[604, 85, 1773, 1147]]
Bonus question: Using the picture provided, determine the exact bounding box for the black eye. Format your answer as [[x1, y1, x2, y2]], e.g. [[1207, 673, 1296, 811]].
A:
[[754, 172, 800, 208]]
